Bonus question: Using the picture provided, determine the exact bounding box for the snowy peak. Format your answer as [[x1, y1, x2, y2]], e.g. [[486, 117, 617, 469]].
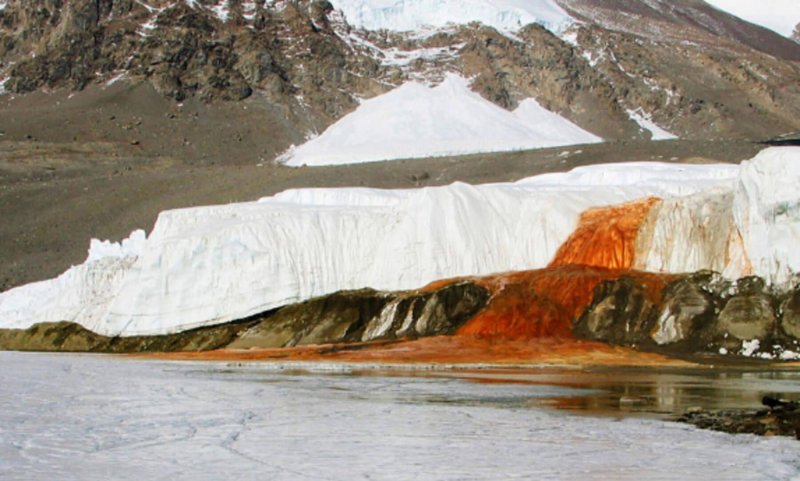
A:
[[329, 0, 573, 34]]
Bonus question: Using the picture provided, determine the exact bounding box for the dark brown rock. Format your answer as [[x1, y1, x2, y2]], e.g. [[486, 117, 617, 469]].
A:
[[650, 271, 720, 347], [779, 286, 800, 339], [677, 403, 800, 439], [229, 281, 491, 349], [715, 277, 777, 344], [0, 318, 257, 353], [572, 276, 657, 346]]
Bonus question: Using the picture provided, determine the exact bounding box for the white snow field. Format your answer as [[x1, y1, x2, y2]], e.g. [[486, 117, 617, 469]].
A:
[[704, 0, 800, 38], [328, 0, 574, 35], [2, 353, 800, 481], [1, 148, 800, 337], [626, 108, 678, 141], [281, 75, 602, 166]]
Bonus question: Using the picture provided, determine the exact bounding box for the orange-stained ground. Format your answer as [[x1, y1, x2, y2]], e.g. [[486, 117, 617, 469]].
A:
[[457, 265, 674, 340], [145, 336, 695, 367], [550, 197, 660, 270]]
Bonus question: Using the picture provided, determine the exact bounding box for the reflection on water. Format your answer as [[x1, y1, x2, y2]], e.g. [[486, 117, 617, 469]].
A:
[[520, 370, 800, 417], [274, 368, 800, 419], [2, 353, 799, 481]]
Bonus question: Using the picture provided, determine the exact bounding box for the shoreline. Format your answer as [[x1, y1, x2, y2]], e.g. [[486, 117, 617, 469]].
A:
[[135, 336, 800, 370]]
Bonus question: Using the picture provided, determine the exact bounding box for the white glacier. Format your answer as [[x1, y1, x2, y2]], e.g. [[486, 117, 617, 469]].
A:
[[0, 231, 145, 331], [281, 74, 602, 166], [328, 0, 574, 34], [2, 148, 800, 337], [733, 148, 800, 284]]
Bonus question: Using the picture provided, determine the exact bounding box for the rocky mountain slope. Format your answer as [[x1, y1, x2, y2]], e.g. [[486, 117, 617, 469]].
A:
[[1, 0, 799, 154]]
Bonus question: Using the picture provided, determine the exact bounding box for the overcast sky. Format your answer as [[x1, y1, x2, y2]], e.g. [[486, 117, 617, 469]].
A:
[[704, 0, 800, 37]]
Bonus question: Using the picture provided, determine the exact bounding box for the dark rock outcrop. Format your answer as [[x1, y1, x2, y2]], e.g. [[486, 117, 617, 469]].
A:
[[649, 271, 720, 349], [573, 271, 800, 359], [714, 277, 777, 346], [0, 318, 257, 353], [677, 398, 800, 439], [228, 281, 491, 349], [0, 281, 491, 352], [780, 286, 800, 339], [572, 275, 658, 347]]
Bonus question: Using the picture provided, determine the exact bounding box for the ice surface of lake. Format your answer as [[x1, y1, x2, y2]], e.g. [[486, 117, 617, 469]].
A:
[[0, 352, 798, 481]]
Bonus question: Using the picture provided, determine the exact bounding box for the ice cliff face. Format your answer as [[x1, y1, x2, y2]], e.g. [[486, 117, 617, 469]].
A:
[[2, 148, 800, 338]]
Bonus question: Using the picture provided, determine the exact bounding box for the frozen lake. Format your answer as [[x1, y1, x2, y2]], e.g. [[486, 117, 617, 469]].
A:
[[0, 352, 798, 481]]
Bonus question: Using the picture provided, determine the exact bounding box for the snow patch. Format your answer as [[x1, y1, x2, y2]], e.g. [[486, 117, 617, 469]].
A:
[[627, 108, 678, 141], [105, 72, 128, 87], [329, 0, 574, 34], [740, 339, 760, 357], [281, 74, 602, 166], [211, 0, 230, 22]]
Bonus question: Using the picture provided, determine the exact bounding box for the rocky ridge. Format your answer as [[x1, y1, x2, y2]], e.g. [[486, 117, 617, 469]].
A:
[[575, 271, 800, 360], [1, 0, 799, 147]]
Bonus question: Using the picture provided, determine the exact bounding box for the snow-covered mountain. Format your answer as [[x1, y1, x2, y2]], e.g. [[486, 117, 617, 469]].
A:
[[0, 0, 798, 162]]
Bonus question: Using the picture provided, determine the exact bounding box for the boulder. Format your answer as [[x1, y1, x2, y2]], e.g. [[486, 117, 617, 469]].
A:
[[714, 277, 777, 343], [651, 272, 719, 346], [573, 276, 657, 346], [229, 282, 491, 349], [779, 286, 800, 339]]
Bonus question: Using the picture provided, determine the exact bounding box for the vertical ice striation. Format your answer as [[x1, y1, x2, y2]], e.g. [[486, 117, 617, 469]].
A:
[[733, 147, 800, 285]]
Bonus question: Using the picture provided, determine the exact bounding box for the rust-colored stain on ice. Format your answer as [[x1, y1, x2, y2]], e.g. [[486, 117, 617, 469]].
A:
[[550, 197, 660, 270]]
